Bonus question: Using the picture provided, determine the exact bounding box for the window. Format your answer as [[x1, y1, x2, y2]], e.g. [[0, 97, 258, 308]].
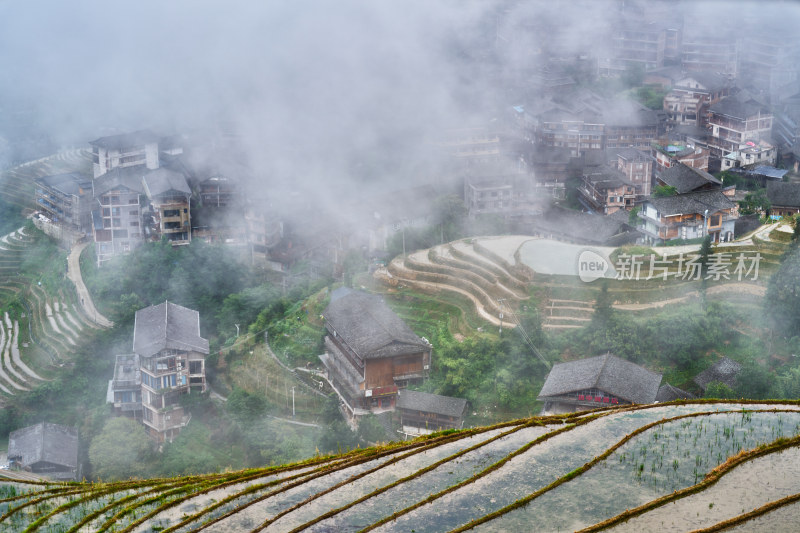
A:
[[130, 221, 139, 226], [163, 209, 181, 218], [111, 196, 120, 205], [112, 218, 121, 227], [129, 210, 138, 216], [102, 208, 111, 217], [189, 361, 203, 374], [129, 198, 138, 204], [112, 229, 128, 238]]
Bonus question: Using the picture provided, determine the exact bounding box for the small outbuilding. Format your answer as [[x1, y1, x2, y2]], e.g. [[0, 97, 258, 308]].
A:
[[694, 356, 742, 393], [396, 389, 468, 435], [7, 422, 79, 480]]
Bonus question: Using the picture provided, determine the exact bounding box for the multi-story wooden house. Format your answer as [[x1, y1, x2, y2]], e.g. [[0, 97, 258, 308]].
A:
[[320, 290, 431, 421], [707, 95, 773, 157], [663, 72, 731, 128], [134, 302, 208, 443], [142, 168, 192, 245], [638, 189, 738, 244]]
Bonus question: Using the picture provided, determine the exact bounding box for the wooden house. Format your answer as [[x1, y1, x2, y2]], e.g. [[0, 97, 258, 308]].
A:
[[638, 189, 738, 244], [767, 181, 800, 218], [537, 353, 662, 414], [320, 290, 431, 419], [396, 389, 467, 435], [8, 423, 79, 481], [134, 301, 208, 442]]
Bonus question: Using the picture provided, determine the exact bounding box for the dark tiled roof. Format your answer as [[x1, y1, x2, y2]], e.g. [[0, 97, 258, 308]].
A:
[[92, 166, 146, 196], [8, 422, 78, 470], [35, 173, 91, 196], [529, 208, 633, 245], [584, 166, 632, 190], [538, 353, 662, 404], [658, 163, 721, 193], [142, 167, 191, 198], [675, 72, 729, 92], [133, 301, 209, 358], [694, 357, 742, 391], [89, 130, 159, 149], [710, 96, 768, 121], [396, 389, 467, 418], [656, 383, 696, 402], [613, 147, 650, 162], [767, 181, 800, 208], [323, 291, 429, 360], [646, 189, 735, 217]]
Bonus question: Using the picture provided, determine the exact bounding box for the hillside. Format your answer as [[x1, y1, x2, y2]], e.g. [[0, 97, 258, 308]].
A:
[[0, 400, 799, 531]]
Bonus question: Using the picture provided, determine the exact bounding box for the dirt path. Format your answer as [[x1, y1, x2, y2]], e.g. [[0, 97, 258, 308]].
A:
[[613, 283, 765, 310], [66, 242, 113, 328]]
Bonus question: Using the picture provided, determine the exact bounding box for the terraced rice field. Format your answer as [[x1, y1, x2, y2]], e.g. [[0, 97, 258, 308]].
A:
[[0, 149, 107, 402], [377, 236, 777, 332], [1, 401, 799, 531]]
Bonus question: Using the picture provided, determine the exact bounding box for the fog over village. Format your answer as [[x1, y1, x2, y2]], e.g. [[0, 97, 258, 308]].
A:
[[2, 1, 800, 531]]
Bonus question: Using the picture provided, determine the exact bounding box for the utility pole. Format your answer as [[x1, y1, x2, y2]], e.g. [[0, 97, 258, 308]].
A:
[[291, 386, 296, 418], [234, 324, 240, 338]]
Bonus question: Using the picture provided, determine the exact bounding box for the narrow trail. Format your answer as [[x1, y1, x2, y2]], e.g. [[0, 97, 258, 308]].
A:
[[66, 242, 114, 328]]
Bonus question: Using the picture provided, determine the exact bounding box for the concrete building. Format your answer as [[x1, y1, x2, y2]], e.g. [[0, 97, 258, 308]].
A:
[[90, 130, 160, 179]]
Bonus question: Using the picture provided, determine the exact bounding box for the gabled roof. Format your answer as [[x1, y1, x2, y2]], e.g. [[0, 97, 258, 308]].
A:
[[710, 95, 769, 121], [767, 181, 800, 208], [89, 130, 159, 150], [323, 291, 429, 360], [674, 72, 729, 93], [538, 353, 662, 404], [133, 301, 209, 358], [396, 389, 467, 418], [658, 163, 721, 194], [614, 147, 650, 162], [646, 189, 735, 217], [529, 207, 634, 246], [8, 422, 78, 470], [141, 167, 191, 198], [35, 173, 92, 197], [694, 357, 742, 391], [583, 166, 632, 190], [92, 166, 146, 196], [656, 383, 696, 403]]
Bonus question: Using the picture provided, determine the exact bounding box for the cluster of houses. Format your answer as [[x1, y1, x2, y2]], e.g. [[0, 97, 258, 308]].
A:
[[447, 3, 800, 247], [33, 130, 284, 268]]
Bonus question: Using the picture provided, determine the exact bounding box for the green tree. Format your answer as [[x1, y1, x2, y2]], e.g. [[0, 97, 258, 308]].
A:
[[356, 414, 387, 444], [738, 189, 770, 215], [628, 206, 641, 226], [766, 244, 800, 337], [704, 381, 736, 399], [89, 417, 154, 481], [653, 185, 678, 198]]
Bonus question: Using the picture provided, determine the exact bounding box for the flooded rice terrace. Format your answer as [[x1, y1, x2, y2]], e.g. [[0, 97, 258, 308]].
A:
[[2, 403, 800, 532]]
